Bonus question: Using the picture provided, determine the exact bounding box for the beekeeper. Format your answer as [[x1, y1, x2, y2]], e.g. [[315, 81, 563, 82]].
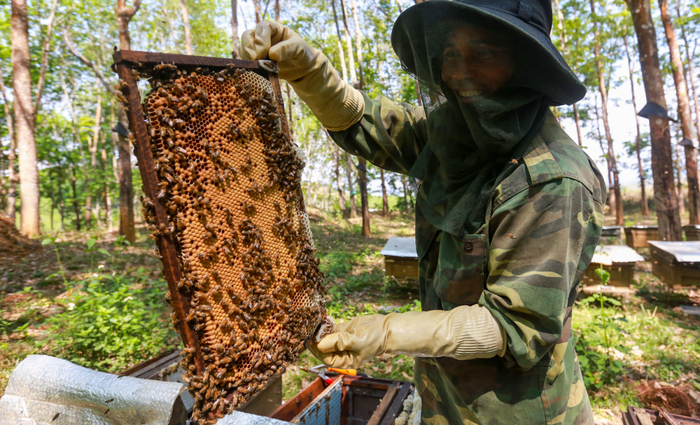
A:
[[240, 0, 605, 423]]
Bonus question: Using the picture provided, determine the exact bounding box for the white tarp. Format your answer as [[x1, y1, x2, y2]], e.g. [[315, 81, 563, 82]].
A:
[[0, 355, 185, 425]]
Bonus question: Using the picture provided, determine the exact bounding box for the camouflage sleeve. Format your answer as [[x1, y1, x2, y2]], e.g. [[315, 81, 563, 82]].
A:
[[479, 178, 603, 370], [327, 92, 428, 175]]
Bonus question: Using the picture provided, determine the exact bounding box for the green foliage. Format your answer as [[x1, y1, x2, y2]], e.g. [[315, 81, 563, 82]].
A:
[[45, 267, 176, 372]]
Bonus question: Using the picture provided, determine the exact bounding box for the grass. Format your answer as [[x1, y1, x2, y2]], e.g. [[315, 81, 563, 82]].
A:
[[1, 209, 699, 424]]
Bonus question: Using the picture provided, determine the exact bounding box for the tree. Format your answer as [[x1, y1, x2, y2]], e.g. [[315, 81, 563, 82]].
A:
[[179, 0, 193, 55], [10, 0, 58, 236], [622, 34, 649, 216], [589, 0, 623, 225], [659, 0, 699, 225], [624, 0, 681, 240]]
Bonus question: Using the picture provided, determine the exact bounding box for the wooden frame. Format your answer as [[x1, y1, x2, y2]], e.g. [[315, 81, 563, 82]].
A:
[[111, 50, 291, 416]]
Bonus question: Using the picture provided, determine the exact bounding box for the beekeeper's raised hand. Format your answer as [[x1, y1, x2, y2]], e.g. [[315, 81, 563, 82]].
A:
[[307, 305, 507, 369], [239, 21, 364, 132]]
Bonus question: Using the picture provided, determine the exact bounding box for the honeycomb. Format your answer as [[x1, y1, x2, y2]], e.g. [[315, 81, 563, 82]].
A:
[[137, 63, 326, 423]]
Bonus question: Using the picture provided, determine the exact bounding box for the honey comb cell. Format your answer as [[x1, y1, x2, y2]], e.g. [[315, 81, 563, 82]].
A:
[[128, 62, 326, 423]]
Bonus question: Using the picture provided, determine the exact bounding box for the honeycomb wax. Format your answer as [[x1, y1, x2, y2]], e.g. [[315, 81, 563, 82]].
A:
[[138, 63, 326, 423]]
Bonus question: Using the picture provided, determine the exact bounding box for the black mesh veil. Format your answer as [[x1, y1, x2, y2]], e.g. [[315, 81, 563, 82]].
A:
[[391, 8, 558, 237]]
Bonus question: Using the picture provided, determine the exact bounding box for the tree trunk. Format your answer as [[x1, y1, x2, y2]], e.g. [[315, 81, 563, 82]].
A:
[[118, 108, 136, 243], [275, 0, 280, 22], [49, 177, 55, 232], [349, 0, 364, 88], [32, 0, 59, 123], [623, 35, 649, 217], [331, 143, 346, 211], [380, 169, 388, 217], [660, 0, 699, 224], [625, 0, 681, 240], [231, 0, 240, 58], [12, 0, 40, 237], [253, 0, 261, 24], [338, 0, 357, 86], [179, 0, 193, 55], [675, 139, 686, 219], [70, 168, 81, 231], [401, 175, 410, 215], [344, 152, 357, 217], [678, 20, 700, 137], [330, 0, 348, 81], [116, 0, 140, 244], [358, 159, 370, 236], [572, 104, 584, 147], [101, 140, 112, 231], [86, 86, 102, 228], [58, 177, 65, 232], [0, 67, 18, 221], [590, 0, 623, 226], [594, 94, 615, 216]]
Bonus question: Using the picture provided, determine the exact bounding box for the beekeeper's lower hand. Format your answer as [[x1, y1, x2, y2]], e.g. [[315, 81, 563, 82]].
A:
[[307, 305, 507, 369], [239, 21, 364, 132]]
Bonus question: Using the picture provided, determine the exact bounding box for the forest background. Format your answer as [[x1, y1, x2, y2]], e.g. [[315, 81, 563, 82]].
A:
[[1, 0, 700, 422], [1, 0, 700, 238]]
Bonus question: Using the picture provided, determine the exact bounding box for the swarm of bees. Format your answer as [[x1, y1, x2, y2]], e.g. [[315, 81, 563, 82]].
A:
[[130, 62, 326, 424]]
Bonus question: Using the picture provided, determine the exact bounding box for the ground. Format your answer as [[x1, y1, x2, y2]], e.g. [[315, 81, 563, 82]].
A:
[[0, 210, 699, 424]]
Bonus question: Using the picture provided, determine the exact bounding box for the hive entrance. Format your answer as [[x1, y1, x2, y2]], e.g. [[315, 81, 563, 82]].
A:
[[112, 51, 326, 424]]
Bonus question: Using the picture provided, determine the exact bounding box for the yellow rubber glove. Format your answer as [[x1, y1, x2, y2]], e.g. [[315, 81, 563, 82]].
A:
[[239, 21, 364, 132], [308, 305, 507, 369]]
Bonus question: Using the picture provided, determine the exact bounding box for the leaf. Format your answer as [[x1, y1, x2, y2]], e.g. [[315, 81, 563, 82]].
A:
[[86, 239, 97, 249], [42, 238, 53, 245], [98, 248, 112, 257]]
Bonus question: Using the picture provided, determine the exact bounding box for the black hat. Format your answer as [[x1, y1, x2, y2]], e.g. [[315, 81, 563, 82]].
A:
[[391, 0, 587, 105]]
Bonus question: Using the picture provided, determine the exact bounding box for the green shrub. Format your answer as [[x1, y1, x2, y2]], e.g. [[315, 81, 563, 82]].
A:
[[45, 268, 177, 372]]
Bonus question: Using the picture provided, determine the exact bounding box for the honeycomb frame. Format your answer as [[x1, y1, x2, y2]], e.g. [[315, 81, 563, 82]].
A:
[[112, 50, 326, 423]]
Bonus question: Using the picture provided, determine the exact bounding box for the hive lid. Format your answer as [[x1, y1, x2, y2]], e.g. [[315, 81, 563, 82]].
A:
[[649, 241, 700, 263], [625, 225, 659, 230], [591, 245, 645, 265], [381, 237, 418, 259]]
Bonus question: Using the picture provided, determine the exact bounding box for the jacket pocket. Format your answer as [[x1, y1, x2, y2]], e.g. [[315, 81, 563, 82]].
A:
[[434, 233, 487, 307]]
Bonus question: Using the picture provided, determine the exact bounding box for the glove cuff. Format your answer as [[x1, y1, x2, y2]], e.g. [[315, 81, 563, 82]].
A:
[[287, 53, 365, 132], [450, 305, 507, 360], [318, 84, 365, 132]]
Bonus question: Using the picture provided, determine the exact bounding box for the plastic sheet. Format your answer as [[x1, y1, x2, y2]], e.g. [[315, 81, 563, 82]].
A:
[[0, 355, 185, 425], [215, 411, 292, 425]]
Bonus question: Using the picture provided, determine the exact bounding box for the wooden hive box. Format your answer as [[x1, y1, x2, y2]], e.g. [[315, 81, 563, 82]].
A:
[[583, 245, 644, 287], [600, 226, 623, 245], [381, 237, 418, 283], [649, 241, 700, 288], [624, 225, 659, 248], [683, 225, 700, 241]]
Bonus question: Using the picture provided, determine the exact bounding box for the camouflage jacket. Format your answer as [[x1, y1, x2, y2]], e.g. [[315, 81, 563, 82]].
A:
[[329, 93, 606, 425]]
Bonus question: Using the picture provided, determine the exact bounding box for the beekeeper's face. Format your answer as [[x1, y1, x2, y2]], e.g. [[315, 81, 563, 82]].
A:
[[440, 25, 515, 103]]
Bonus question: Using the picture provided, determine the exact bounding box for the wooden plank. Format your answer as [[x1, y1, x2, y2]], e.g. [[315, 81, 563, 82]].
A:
[[115, 61, 204, 374], [380, 384, 412, 425], [114, 50, 261, 70], [365, 384, 399, 425]]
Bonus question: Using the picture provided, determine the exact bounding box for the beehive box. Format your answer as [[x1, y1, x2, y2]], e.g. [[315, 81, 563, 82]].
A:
[[112, 51, 327, 424], [683, 225, 700, 241], [624, 225, 659, 248], [600, 226, 622, 245], [381, 237, 418, 282], [582, 245, 644, 287], [649, 241, 700, 288]]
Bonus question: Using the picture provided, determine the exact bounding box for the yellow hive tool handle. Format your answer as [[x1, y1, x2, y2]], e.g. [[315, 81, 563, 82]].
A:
[[327, 368, 358, 376]]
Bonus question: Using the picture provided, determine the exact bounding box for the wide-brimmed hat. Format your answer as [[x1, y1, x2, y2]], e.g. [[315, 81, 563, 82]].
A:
[[391, 0, 586, 105]]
